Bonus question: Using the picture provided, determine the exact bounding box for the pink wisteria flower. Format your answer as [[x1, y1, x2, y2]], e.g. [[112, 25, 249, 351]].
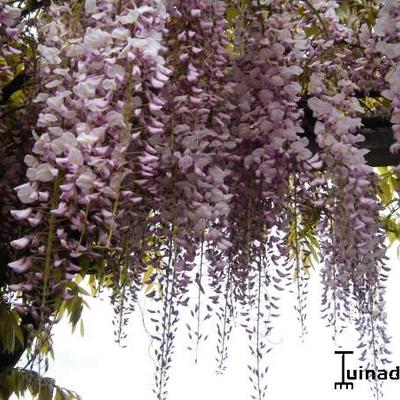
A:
[[2, 2, 399, 400]]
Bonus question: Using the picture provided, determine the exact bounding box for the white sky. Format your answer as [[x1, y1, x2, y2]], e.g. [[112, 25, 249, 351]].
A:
[[15, 246, 400, 400]]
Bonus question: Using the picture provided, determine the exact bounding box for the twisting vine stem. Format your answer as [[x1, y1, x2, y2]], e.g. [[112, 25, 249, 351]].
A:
[[40, 176, 60, 318], [156, 111, 179, 400], [302, 0, 330, 38], [216, 259, 233, 374], [255, 255, 263, 400], [293, 172, 306, 340], [37, 175, 60, 395], [194, 234, 205, 364], [116, 230, 132, 346], [369, 291, 381, 399]]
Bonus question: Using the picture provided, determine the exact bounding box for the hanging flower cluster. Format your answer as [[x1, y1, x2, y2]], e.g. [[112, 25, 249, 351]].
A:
[[147, 1, 232, 396], [8, 0, 169, 321], [376, 0, 400, 159], [0, 0, 23, 239], [302, 2, 391, 397], [0, 1, 21, 77], [0, 1, 34, 258], [209, 2, 315, 391], [3, 1, 400, 400]]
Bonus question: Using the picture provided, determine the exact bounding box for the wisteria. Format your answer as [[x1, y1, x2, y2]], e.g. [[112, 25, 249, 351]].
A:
[[0, 2, 21, 77], [1, 1, 400, 400], [376, 0, 400, 159]]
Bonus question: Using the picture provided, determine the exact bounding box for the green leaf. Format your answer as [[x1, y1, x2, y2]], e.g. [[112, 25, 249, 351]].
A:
[[38, 384, 52, 400], [54, 389, 64, 400], [226, 5, 239, 22], [79, 320, 85, 337], [305, 25, 321, 38], [377, 166, 389, 175], [337, 1, 351, 21]]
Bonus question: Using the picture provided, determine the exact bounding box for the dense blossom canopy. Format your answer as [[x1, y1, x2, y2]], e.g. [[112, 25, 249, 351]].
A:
[[1, 1, 400, 399]]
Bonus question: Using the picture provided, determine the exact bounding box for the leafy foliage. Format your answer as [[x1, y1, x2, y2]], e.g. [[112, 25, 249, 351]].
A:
[[0, 368, 81, 400]]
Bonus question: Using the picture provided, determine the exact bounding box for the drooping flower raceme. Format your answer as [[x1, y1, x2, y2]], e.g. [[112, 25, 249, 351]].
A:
[[9, 0, 169, 322], [211, 1, 315, 394], [0, 1, 21, 77], [376, 1, 400, 159], [3, 2, 400, 400], [304, 3, 390, 397], [147, 2, 232, 397]]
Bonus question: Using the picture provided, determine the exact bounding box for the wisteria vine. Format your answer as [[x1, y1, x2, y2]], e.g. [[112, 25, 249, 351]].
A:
[[1, 1, 400, 400]]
